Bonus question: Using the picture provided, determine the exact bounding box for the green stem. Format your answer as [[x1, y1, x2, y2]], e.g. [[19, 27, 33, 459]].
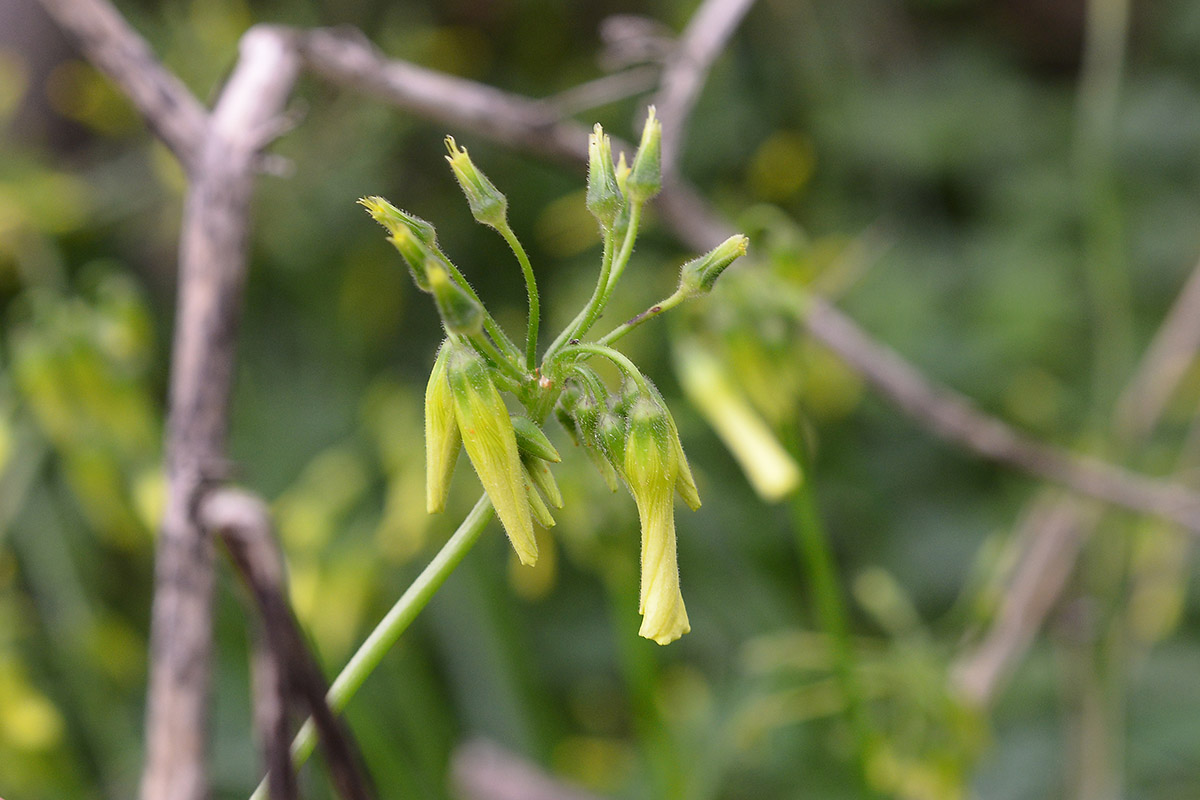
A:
[[560, 342, 651, 395], [497, 224, 540, 370], [782, 425, 876, 789], [545, 233, 614, 360], [248, 495, 494, 800], [466, 331, 526, 383], [601, 202, 643, 303], [597, 288, 688, 347]]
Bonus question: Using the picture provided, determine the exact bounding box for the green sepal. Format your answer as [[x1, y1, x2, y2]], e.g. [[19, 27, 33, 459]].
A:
[[511, 415, 561, 463]]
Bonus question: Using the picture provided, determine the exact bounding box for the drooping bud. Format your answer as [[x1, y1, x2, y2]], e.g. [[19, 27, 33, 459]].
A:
[[679, 235, 750, 296], [674, 340, 801, 502], [572, 391, 602, 444], [428, 266, 484, 335], [523, 453, 563, 508], [644, 380, 701, 511], [360, 197, 438, 291], [624, 397, 689, 644], [425, 341, 461, 513], [445, 344, 537, 565], [586, 125, 624, 231], [511, 415, 561, 463], [445, 136, 508, 230], [626, 106, 663, 204], [524, 465, 557, 528], [594, 410, 627, 468]]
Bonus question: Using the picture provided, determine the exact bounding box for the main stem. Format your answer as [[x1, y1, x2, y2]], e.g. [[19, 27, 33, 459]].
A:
[[783, 425, 876, 789], [249, 495, 494, 800], [497, 225, 540, 370]]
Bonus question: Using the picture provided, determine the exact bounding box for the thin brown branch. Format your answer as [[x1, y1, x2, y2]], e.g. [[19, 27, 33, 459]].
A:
[[142, 26, 300, 800], [1114, 254, 1200, 443], [35, 0, 208, 170], [541, 65, 661, 117], [804, 296, 1200, 534], [200, 489, 374, 800], [653, 0, 758, 172], [953, 251, 1200, 706]]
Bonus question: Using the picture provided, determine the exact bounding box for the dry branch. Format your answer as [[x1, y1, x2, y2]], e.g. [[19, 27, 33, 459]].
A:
[[953, 251, 1200, 705], [201, 489, 373, 800], [144, 25, 301, 800], [36, 0, 208, 169]]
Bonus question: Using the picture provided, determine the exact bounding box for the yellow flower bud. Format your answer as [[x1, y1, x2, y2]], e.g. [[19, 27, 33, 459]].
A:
[[446, 344, 537, 565], [674, 340, 801, 502], [445, 136, 508, 230], [425, 341, 460, 513], [624, 398, 690, 645]]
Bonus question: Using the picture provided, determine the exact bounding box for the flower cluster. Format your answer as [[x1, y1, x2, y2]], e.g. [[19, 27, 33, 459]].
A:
[[361, 109, 747, 644]]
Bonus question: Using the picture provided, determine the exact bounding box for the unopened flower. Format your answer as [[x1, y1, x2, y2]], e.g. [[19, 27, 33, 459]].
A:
[[586, 125, 624, 231], [674, 340, 801, 502], [445, 136, 508, 230], [626, 106, 662, 204], [446, 344, 537, 565], [679, 235, 749, 296], [428, 266, 484, 336], [425, 341, 461, 513], [624, 397, 690, 645]]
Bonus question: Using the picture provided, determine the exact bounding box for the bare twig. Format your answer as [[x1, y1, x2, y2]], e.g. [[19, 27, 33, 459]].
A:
[[953, 252, 1200, 705], [451, 740, 604, 800], [142, 26, 300, 800], [1115, 254, 1200, 442], [653, 0, 758, 172], [804, 296, 1200, 534], [542, 65, 661, 117], [201, 489, 373, 800], [35, 0, 208, 170]]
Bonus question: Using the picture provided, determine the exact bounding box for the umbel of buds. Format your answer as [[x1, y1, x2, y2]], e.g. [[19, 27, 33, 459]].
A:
[[363, 107, 748, 644]]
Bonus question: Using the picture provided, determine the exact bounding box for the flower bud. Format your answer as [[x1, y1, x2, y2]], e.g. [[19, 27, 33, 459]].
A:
[[523, 453, 563, 508], [586, 125, 624, 231], [674, 340, 801, 502], [624, 397, 690, 644], [445, 136, 508, 230], [679, 235, 749, 296], [360, 196, 440, 291], [428, 266, 484, 336], [626, 107, 663, 204], [425, 341, 461, 513], [555, 402, 581, 447], [572, 390, 602, 443], [511, 415, 561, 463], [644, 381, 701, 511], [446, 344, 537, 565], [524, 465, 557, 528], [594, 410, 627, 468], [359, 196, 438, 246]]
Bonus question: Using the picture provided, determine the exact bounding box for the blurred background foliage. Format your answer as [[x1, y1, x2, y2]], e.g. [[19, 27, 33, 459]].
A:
[[2, 0, 1200, 797]]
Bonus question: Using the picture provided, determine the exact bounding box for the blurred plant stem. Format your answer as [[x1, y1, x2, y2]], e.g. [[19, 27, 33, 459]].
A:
[[1065, 0, 1133, 795], [250, 494, 494, 800], [781, 423, 877, 793], [1076, 0, 1133, 413], [601, 557, 681, 800]]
